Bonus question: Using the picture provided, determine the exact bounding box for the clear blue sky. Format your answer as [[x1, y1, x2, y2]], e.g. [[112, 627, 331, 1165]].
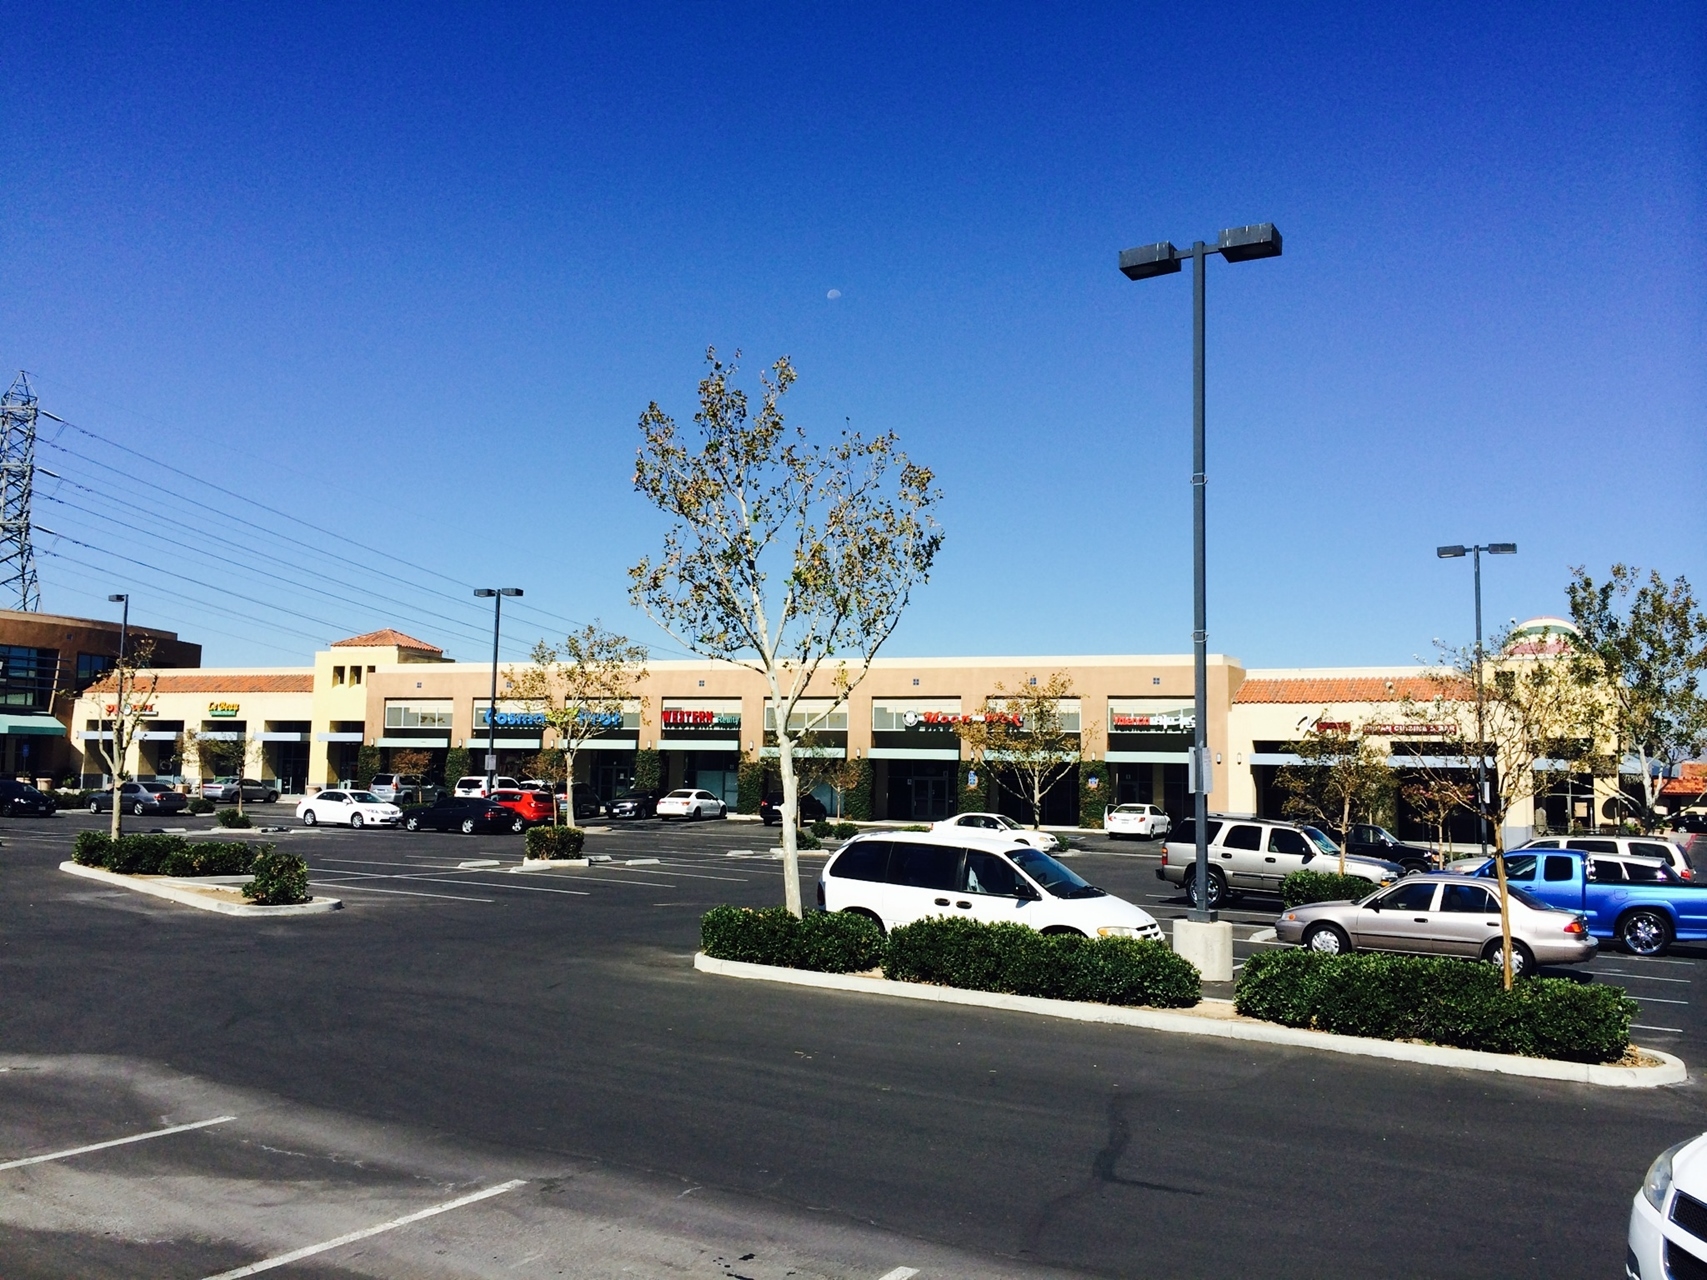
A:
[[5, 2, 1702, 670]]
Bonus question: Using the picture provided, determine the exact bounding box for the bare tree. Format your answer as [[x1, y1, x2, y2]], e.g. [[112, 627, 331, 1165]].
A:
[[631, 350, 942, 914], [196, 727, 256, 816], [1401, 774, 1478, 861], [954, 672, 1082, 830], [85, 640, 160, 841], [1275, 717, 1396, 874]]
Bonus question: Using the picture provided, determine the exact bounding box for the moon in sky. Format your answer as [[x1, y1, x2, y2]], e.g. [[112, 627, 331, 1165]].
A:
[[826, 289, 841, 299]]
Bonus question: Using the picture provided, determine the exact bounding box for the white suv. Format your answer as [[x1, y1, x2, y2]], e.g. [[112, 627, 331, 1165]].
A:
[[819, 830, 1163, 940], [1520, 835, 1694, 882], [1629, 1130, 1707, 1279], [453, 775, 519, 799]]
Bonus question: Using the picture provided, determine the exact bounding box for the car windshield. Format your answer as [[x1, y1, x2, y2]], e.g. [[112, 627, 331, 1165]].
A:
[[993, 815, 1023, 830], [1113, 805, 1142, 814], [1303, 827, 1340, 856], [348, 791, 382, 804], [1507, 886, 1554, 912], [1009, 847, 1105, 898], [666, 790, 693, 798]]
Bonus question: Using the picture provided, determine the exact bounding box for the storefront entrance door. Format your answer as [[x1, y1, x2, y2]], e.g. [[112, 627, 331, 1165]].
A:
[[910, 775, 948, 821]]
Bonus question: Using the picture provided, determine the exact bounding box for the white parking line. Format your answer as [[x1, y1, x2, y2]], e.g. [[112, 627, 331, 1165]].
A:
[[200, 1179, 528, 1278], [308, 879, 496, 903], [1629, 995, 1690, 1005], [0, 1115, 236, 1171], [1633, 1023, 1685, 1033], [1594, 971, 1691, 983], [875, 1268, 920, 1280]]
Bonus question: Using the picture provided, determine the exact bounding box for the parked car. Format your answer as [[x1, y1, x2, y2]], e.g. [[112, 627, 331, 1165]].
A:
[[1104, 803, 1171, 841], [368, 773, 424, 804], [1628, 1130, 1707, 1280], [295, 789, 401, 828], [818, 830, 1165, 940], [491, 788, 553, 830], [401, 794, 517, 834], [759, 791, 828, 826], [201, 776, 279, 804], [656, 788, 727, 821], [1469, 848, 1707, 956], [554, 782, 603, 820], [88, 781, 189, 816], [1518, 834, 1694, 882], [1337, 823, 1437, 875], [453, 775, 520, 799], [0, 778, 56, 817], [607, 789, 664, 820], [930, 812, 1064, 852], [1156, 817, 1402, 909], [1275, 873, 1596, 976]]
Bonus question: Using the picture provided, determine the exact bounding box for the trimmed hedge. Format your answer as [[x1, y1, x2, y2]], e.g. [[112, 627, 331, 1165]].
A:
[[525, 825, 586, 859], [71, 832, 264, 877], [215, 808, 252, 828], [244, 851, 310, 905], [884, 916, 1200, 1008], [701, 905, 885, 973], [159, 843, 261, 877], [187, 796, 216, 815], [1280, 869, 1379, 908], [1234, 949, 1636, 1063], [831, 821, 859, 840]]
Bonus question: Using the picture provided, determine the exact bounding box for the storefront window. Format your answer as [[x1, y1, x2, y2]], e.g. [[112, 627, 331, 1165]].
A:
[[0, 646, 58, 710], [384, 700, 454, 729]]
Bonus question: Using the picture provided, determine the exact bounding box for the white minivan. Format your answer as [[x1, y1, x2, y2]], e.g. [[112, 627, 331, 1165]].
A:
[[817, 830, 1164, 940]]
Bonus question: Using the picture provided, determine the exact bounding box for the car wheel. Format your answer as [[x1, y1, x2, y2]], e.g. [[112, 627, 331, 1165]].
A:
[[1041, 925, 1087, 937], [719, 805, 727, 818], [350, 813, 364, 829], [841, 907, 885, 934], [688, 805, 700, 821], [460, 818, 476, 835], [1401, 859, 1430, 876], [1303, 923, 1351, 955], [88, 800, 100, 814], [132, 801, 147, 815], [404, 815, 421, 832], [266, 792, 278, 804], [1183, 868, 1227, 911], [763, 815, 777, 826], [1619, 909, 1671, 957], [510, 816, 525, 833], [302, 809, 318, 826], [1482, 937, 1537, 977]]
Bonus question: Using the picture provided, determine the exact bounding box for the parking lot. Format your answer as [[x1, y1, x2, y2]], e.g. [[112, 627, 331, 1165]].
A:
[[2, 809, 1704, 1277]]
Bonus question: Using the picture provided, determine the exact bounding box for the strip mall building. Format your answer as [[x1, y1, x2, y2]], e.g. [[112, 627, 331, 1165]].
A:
[[70, 620, 1629, 846]]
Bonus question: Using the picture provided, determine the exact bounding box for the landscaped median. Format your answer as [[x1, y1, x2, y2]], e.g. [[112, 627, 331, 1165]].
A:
[[61, 831, 339, 916], [695, 907, 1686, 1087]]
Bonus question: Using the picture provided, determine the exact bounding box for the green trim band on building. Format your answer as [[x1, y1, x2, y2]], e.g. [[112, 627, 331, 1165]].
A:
[[0, 714, 66, 736], [375, 735, 450, 748]]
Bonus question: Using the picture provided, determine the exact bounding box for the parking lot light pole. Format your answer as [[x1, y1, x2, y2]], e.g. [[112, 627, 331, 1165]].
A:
[[1435, 543, 1516, 859], [106, 594, 129, 795], [475, 588, 523, 794], [1120, 224, 1282, 936]]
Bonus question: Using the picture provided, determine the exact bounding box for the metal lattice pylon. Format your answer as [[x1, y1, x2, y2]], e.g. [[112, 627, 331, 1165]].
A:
[[0, 372, 41, 611]]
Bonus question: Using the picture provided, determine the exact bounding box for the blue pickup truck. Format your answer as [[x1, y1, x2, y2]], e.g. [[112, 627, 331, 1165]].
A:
[[1471, 849, 1707, 956]]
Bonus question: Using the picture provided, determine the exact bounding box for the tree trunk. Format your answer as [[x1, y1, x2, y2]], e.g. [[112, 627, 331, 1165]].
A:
[[1338, 791, 1351, 875], [1493, 827, 1514, 989], [777, 731, 802, 916], [108, 731, 123, 843]]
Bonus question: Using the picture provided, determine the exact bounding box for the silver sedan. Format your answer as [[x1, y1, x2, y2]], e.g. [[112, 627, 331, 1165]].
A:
[[1275, 874, 1597, 977]]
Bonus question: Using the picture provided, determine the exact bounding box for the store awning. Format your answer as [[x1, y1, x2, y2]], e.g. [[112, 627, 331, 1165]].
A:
[[0, 714, 66, 737]]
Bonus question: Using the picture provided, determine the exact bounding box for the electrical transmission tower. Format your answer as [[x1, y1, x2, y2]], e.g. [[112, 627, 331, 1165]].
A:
[[0, 372, 42, 611]]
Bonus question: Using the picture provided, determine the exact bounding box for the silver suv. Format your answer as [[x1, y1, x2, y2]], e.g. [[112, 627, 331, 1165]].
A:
[[1156, 817, 1402, 909]]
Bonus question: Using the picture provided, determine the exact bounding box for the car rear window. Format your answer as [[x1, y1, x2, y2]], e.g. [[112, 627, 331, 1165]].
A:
[[831, 840, 891, 881], [1565, 839, 1618, 854], [1223, 824, 1262, 850], [886, 843, 961, 891], [1631, 841, 1678, 862]]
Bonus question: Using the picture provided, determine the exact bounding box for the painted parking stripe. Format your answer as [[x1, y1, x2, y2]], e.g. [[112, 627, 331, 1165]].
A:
[[875, 1268, 919, 1280], [1594, 971, 1691, 983], [1629, 995, 1690, 1005], [1633, 1023, 1685, 1033], [0, 1115, 236, 1171], [307, 879, 496, 903], [200, 1179, 528, 1278]]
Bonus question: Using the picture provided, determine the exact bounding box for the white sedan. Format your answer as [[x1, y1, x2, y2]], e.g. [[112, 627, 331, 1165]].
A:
[[930, 812, 1064, 852], [297, 789, 402, 828], [655, 788, 727, 821], [1629, 1130, 1707, 1278], [1105, 803, 1171, 840]]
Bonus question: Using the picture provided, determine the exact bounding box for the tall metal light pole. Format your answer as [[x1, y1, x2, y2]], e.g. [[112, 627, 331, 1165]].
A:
[[1436, 543, 1516, 858], [1120, 224, 1282, 937], [474, 588, 523, 794], [107, 593, 130, 669]]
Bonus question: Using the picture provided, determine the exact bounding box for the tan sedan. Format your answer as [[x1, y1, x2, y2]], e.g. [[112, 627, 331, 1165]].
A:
[[1275, 874, 1597, 977]]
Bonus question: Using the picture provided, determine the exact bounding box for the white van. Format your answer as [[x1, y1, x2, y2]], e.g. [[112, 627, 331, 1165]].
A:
[[454, 775, 519, 799], [817, 829, 1163, 940]]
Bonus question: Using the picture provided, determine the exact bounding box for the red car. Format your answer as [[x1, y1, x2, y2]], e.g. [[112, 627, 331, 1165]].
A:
[[492, 789, 554, 829]]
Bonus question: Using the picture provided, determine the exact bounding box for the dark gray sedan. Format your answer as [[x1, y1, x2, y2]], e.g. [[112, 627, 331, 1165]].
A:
[[88, 781, 189, 816]]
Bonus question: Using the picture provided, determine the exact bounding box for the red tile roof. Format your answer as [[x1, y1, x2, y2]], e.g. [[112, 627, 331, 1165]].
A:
[[1233, 675, 1471, 705], [330, 629, 443, 653], [87, 672, 314, 694]]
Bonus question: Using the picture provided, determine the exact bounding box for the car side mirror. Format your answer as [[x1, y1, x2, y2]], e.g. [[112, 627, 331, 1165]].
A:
[[1015, 883, 1040, 901], [1301, 851, 1315, 863], [1369, 902, 1381, 912]]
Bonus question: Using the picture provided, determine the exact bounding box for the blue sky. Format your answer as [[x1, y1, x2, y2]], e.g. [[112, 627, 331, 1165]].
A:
[[5, 2, 1702, 670]]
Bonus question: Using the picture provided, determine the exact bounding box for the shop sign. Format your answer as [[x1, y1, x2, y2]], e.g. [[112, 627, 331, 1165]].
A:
[[103, 703, 156, 717], [1363, 723, 1453, 736], [1112, 711, 1194, 730], [490, 710, 548, 729], [1313, 719, 1351, 732], [662, 708, 741, 729], [208, 702, 241, 717], [574, 709, 626, 729], [902, 709, 1021, 729]]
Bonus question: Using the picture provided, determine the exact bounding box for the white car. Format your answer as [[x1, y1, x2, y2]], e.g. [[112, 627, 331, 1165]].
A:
[[1628, 1130, 1707, 1279], [656, 788, 727, 820], [1104, 803, 1171, 841], [818, 829, 1164, 940], [1521, 834, 1696, 882], [930, 812, 1064, 852], [453, 775, 519, 799], [297, 789, 402, 828]]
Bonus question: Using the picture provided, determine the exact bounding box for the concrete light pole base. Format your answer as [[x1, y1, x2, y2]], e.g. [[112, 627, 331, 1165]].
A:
[[1173, 918, 1234, 982]]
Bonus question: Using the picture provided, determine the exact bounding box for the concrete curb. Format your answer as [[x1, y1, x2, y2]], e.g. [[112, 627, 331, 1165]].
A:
[[692, 953, 1688, 1089], [60, 862, 342, 916]]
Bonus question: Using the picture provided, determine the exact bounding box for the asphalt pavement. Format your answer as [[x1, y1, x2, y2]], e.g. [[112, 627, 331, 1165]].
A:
[[1, 809, 1702, 1277]]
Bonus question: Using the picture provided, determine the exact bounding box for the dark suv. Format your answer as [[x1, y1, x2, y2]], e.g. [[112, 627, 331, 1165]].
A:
[[0, 778, 56, 817], [607, 789, 664, 819], [759, 791, 828, 826], [1338, 823, 1438, 875]]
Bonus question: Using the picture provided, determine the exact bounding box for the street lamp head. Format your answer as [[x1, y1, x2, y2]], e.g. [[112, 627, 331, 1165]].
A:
[[500, 587, 523, 597], [1436, 545, 1467, 559], [1218, 223, 1283, 263], [1488, 543, 1517, 555], [1118, 241, 1181, 281], [108, 593, 128, 602], [474, 588, 497, 598]]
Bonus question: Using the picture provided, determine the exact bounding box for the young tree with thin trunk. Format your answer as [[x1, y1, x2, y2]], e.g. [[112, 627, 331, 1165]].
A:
[[507, 624, 649, 828], [954, 672, 1081, 830], [1566, 565, 1707, 831], [86, 640, 160, 841], [631, 349, 942, 915], [1401, 775, 1478, 861], [1275, 718, 1396, 875], [196, 728, 256, 816]]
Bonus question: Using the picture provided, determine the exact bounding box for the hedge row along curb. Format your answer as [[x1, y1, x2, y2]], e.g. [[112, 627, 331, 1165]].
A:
[[692, 954, 1686, 1088], [1279, 870, 1381, 909], [60, 862, 341, 916]]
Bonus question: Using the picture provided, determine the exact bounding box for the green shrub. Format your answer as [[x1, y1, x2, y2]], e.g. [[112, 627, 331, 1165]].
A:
[[634, 748, 661, 794], [159, 842, 262, 878], [101, 834, 193, 875], [215, 808, 252, 829], [187, 796, 216, 815], [444, 747, 471, 785], [524, 825, 586, 860], [1234, 949, 1636, 1063], [737, 760, 767, 814], [900, 824, 930, 832], [809, 819, 833, 838], [883, 916, 1201, 1008], [795, 830, 822, 850], [72, 829, 112, 866], [243, 851, 310, 905], [832, 821, 859, 839], [700, 906, 885, 973], [1279, 869, 1379, 908]]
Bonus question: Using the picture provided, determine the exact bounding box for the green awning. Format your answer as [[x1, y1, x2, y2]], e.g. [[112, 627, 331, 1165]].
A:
[[0, 714, 66, 737]]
